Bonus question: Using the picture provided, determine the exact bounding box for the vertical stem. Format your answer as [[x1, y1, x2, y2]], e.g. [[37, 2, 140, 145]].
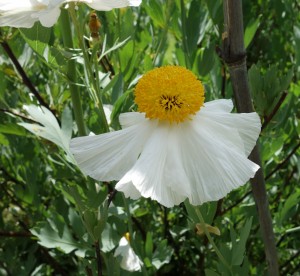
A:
[[222, 1, 279, 275], [195, 208, 233, 274], [68, 5, 109, 133], [122, 195, 134, 241], [94, 240, 103, 276], [180, 0, 191, 69], [60, 9, 86, 136]]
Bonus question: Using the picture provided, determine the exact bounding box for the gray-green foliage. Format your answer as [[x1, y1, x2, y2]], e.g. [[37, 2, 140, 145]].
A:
[[0, 0, 299, 275]]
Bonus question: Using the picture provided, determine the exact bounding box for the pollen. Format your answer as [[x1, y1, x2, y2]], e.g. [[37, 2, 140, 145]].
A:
[[134, 66, 205, 123]]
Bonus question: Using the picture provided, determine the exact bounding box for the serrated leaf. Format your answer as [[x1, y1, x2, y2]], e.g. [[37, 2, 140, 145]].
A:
[[30, 223, 86, 256]]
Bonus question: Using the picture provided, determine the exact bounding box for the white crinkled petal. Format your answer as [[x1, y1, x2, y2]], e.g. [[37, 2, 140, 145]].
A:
[[203, 99, 234, 113], [70, 113, 152, 181], [118, 100, 260, 207], [116, 124, 186, 207], [119, 112, 146, 129], [172, 118, 259, 205], [200, 99, 261, 156]]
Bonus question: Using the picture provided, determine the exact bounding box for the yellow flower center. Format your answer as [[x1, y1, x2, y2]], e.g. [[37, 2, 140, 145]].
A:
[[134, 66, 205, 123]]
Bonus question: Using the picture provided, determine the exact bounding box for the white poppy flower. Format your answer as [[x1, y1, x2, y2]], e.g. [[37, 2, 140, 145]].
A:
[[0, 0, 65, 28], [0, 0, 141, 28], [114, 235, 143, 272], [70, 66, 261, 207]]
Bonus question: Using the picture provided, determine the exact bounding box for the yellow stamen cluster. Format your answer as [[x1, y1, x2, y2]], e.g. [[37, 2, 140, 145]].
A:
[[134, 66, 205, 123]]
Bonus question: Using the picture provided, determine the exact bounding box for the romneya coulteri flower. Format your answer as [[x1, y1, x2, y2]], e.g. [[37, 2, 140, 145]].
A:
[[0, 0, 141, 28], [70, 66, 261, 207], [114, 234, 143, 272]]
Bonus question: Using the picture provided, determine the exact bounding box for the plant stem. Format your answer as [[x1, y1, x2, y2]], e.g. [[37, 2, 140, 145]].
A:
[[94, 240, 103, 276], [60, 9, 86, 136], [195, 208, 233, 273], [0, 34, 57, 119], [222, 1, 279, 275], [68, 4, 109, 133], [180, 0, 191, 69], [122, 195, 134, 241]]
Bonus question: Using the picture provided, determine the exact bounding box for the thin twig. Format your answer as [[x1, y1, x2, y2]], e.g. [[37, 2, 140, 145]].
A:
[[262, 91, 288, 130], [0, 231, 32, 237], [221, 191, 251, 215], [94, 240, 102, 276], [266, 142, 300, 180], [280, 250, 300, 272], [0, 38, 57, 119]]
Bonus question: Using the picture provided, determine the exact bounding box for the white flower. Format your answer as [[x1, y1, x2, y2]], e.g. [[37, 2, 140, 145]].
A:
[[70, 66, 261, 207], [0, 0, 141, 28], [78, 0, 141, 11], [0, 0, 65, 28], [114, 236, 143, 272]]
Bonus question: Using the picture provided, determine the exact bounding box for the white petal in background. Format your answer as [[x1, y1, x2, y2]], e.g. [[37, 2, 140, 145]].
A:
[[79, 0, 141, 10], [114, 237, 143, 272], [0, 0, 141, 28], [0, 0, 65, 28], [19, 105, 75, 163]]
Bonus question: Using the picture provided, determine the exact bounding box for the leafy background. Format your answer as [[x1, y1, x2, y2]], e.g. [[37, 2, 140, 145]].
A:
[[0, 0, 299, 275]]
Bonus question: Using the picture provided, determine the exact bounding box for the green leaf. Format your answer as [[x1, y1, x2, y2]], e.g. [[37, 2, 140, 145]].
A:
[[31, 223, 87, 256], [20, 22, 65, 68], [244, 17, 260, 49], [205, 269, 220, 276], [145, 232, 153, 259], [144, 0, 165, 27], [0, 123, 27, 136], [278, 190, 300, 224], [152, 240, 174, 269], [231, 217, 253, 266]]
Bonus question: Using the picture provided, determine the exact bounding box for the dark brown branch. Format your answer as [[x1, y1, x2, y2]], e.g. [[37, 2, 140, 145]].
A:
[[0, 231, 32, 237], [262, 91, 288, 130], [94, 240, 102, 276], [0, 108, 37, 123], [222, 1, 279, 275], [0, 37, 57, 119], [85, 266, 94, 276], [266, 142, 300, 180]]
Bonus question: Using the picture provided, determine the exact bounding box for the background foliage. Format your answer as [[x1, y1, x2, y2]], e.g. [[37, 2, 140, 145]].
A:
[[0, 0, 299, 275]]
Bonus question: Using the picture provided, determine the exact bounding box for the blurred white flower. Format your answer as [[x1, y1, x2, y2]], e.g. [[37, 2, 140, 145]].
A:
[[114, 236, 143, 272], [78, 0, 141, 11], [0, 0, 141, 28], [0, 0, 65, 28], [70, 66, 261, 207]]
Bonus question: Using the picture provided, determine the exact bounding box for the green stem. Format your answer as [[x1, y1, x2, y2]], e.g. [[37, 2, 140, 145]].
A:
[[180, 0, 191, 69], [122, 194, 134, 241], [195, 208, 233, 274], [60, 9, 86, 136], [68, 4, 109, 133]]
